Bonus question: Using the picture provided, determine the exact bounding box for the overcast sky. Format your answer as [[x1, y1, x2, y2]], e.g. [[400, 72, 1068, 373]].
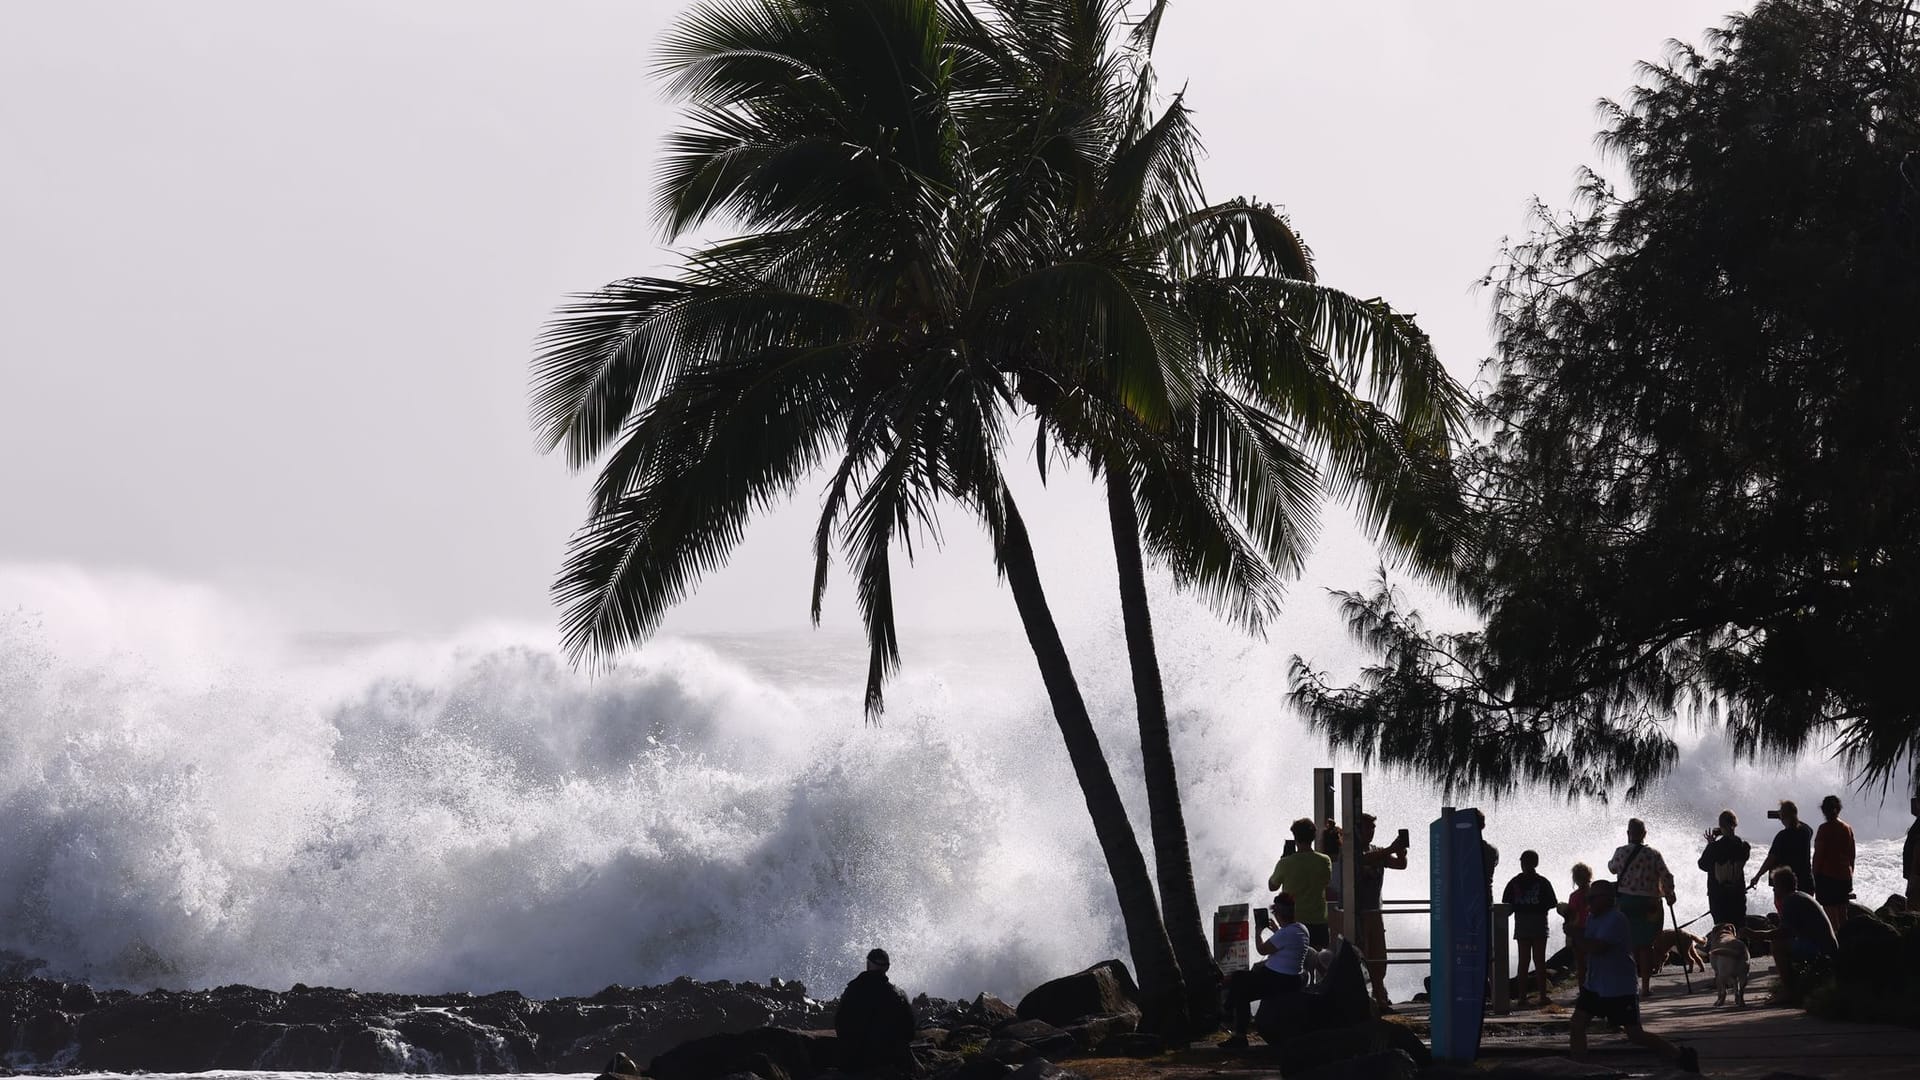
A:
[[0, 1, 1747, 641]]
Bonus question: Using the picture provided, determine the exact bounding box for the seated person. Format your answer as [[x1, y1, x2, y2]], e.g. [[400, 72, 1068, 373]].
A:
[[1748, 867, 1838, 1001], [1221, 893, 1307, 1049], [836, 948, 916, 1076]]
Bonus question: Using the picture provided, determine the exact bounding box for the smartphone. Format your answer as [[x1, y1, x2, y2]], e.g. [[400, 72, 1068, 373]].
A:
[[1766, 809, 1782, 820], [1253, 907, 1272, 930], [1395, 828, 1410, 847], [1283, 838, 1297, 856]]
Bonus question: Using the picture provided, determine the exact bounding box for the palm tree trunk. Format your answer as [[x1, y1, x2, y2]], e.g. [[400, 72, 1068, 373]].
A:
[[999, 493, 1190, 1039], [1103, 461, 1223, 1031]]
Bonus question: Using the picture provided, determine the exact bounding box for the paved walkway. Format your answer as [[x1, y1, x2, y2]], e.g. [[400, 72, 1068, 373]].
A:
[[1398, 967, 1920, 1078]]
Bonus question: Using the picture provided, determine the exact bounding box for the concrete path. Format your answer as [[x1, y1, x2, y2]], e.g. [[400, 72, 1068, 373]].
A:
[[1401, 966, 1920, 1078]]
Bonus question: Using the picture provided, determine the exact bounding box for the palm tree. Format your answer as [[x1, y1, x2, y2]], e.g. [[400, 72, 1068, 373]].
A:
[[530, 0, 1192, 1035], [946, 0, 1469, 1020]]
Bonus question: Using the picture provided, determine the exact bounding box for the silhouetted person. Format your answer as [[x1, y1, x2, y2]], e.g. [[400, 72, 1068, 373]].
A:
[[837, 948, 916, 1077], [1749, 867, 1837, 1003], [1569, 880, 1700, 1073], [1222, 893, 1307, 1049], [1751, 800, 1814, 895], [1503, 849, 1557, 1007], [1697, 809, 1751, 929], [1907, 795, 1920, 905], [1607, 818, 1673, 997], [1563, 862, 1593, 988], [1812, 795, 1855, 929], [1354, 814, 1409, 1010], [1269, 818, 1333, 948]]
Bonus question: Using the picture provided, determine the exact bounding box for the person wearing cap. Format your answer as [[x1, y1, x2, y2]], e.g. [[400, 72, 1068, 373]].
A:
[[1221, 893, 1309, 1049], [1812, 795, 1856, 929], [836, 948, 917, 1077]]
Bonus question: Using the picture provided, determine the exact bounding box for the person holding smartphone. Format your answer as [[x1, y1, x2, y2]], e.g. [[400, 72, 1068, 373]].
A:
[[1355, 815, 1411, 1010], [1222, 893, 1309, 1049]]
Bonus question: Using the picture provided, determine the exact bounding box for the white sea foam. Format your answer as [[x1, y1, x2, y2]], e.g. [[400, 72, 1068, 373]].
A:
[[0, 565, 1910, 1003]]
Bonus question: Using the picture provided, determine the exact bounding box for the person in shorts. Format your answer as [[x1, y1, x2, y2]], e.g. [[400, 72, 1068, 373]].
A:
[[1563, 862, 1593, 988], [1749, 867, 1838, 1003], [1812, 795, 1855, 929], [1607, 818, 1673, 997], [1569, 880, 1699, 1073], [1355, 814, 1410, 1010], [1502, 849, 1558, 1007]]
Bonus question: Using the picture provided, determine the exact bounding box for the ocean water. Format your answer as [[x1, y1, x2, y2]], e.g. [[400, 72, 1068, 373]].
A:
[[0, 566, 1910, 1007]]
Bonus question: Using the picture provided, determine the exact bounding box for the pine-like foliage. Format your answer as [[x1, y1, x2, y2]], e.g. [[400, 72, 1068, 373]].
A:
[[1291, 0, 1920, 797]]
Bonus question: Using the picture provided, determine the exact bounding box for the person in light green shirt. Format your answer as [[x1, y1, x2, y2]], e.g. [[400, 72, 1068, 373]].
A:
[[1268, 818, 1333, 947]]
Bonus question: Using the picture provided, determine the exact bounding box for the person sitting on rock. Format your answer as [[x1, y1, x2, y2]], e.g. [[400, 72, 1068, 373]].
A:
[[1221, 893, 1308, 1049], [836, 948, 917, 1077], [1748, 867, 1838, 1004]]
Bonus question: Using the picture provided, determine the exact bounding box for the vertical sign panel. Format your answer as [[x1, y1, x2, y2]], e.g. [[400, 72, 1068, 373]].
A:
[[1213, 904, 1251, 972], [1429, 808, 1488, 1064]]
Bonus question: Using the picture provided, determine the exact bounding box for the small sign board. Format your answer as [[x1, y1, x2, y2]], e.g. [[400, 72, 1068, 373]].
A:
[[1213, 903, 1251, 971]]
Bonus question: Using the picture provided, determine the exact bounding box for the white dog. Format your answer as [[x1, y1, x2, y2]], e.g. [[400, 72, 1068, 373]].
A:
[[1706, 923, 1752, 1007]]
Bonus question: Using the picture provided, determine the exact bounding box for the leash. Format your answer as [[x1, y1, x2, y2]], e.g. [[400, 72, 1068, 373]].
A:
[[1666, 898, 1694, 993]]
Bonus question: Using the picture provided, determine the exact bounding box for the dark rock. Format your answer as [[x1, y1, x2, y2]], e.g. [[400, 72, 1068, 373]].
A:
[[914, 1047, 964, 1075], [1270, 1020, 1429, 1077], [1291, 1049, 1416, 1080], [980, 1038, 1041, 1065], [946, 1057, 1013, 1080], [1754, 1073, 1828, 1080], [989, 1020, 1073, 1059], [947, 1025, 991, 1048], [1015, 962, 1141, 1028], [1835, 911, 1905, 992], [973, 993, 1018, 1024], [1058, 1013, 1132, 1053], [916, 1027, 950, 1049], [1091, 1031, 1162, 1058], [646, 1027, 824, 1080]]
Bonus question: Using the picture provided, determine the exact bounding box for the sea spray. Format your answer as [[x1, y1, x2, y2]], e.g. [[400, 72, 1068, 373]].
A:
[[0, 567, 1909, 1002]]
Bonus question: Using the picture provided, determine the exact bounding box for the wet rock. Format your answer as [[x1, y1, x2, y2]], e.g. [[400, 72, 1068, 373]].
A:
[[1015, 962, 1140, 1028], [1269, 1020, 1429, 1077], [980, 1037, 1041, 1064], [1057, 1013, 1132, 1052]]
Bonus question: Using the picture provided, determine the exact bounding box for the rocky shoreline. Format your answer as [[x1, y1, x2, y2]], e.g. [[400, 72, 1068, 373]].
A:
[[0, 974, 834, 1074], [0, 950, 1412, 1079]]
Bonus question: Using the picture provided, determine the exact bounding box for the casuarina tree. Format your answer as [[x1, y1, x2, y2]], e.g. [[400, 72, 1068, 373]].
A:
[[1290, 0, 1920, 796]]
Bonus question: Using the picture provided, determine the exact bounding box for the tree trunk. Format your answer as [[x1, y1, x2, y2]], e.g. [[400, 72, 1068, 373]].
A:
[[998, 493, 1190, 1039], [1103, 462, 1223, 1032]]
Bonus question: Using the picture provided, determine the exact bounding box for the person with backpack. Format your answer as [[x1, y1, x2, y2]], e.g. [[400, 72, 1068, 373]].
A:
[[1697, 810, 1752, 929], [1608, 819, 1674, 997]]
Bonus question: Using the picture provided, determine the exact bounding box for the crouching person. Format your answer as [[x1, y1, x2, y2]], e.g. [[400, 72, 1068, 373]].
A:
[[1221, 893, 1307, 1049], [1570, 880, 1700, 1074]]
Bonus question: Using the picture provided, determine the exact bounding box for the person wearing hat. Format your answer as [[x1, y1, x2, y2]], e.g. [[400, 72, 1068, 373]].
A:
[[1221, 893, 1309, 1049], [1812, 795, 1856, 929], [836, 948, 917, 1076]]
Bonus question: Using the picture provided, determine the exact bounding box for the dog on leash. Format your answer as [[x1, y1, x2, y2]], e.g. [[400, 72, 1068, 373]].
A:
[[1706, 923, 1752, 1007], [1650, 927, 1708, 974]]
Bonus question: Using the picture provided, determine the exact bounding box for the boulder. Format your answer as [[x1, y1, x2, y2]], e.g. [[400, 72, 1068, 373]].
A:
[[1015, 962, 1141, 1028], [1291, 1049, 1415, 1080], [991, 1019, 1074, 1058], [981, 1038, 1041, 1064], [1092, 1032, 1162, 1058], [1058, 1013, 1132, 1053], [973, 993, 1018, 1024], [1271, 1024, 1397, 1077], [645, 1026, 824, 1080], [1836, 912, 1905, 992]]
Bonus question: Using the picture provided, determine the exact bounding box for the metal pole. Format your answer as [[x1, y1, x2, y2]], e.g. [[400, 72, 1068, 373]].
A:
[[1339, 772, 1363, 953]]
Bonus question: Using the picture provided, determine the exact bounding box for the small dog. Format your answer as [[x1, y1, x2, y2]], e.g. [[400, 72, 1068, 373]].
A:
[[1650, 928, 1708, 974], [1706, 923, 1752, 1007]]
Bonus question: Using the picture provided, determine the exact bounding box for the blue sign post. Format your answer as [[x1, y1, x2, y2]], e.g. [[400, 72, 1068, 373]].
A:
[[1429, 807, 1488, 1064]]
